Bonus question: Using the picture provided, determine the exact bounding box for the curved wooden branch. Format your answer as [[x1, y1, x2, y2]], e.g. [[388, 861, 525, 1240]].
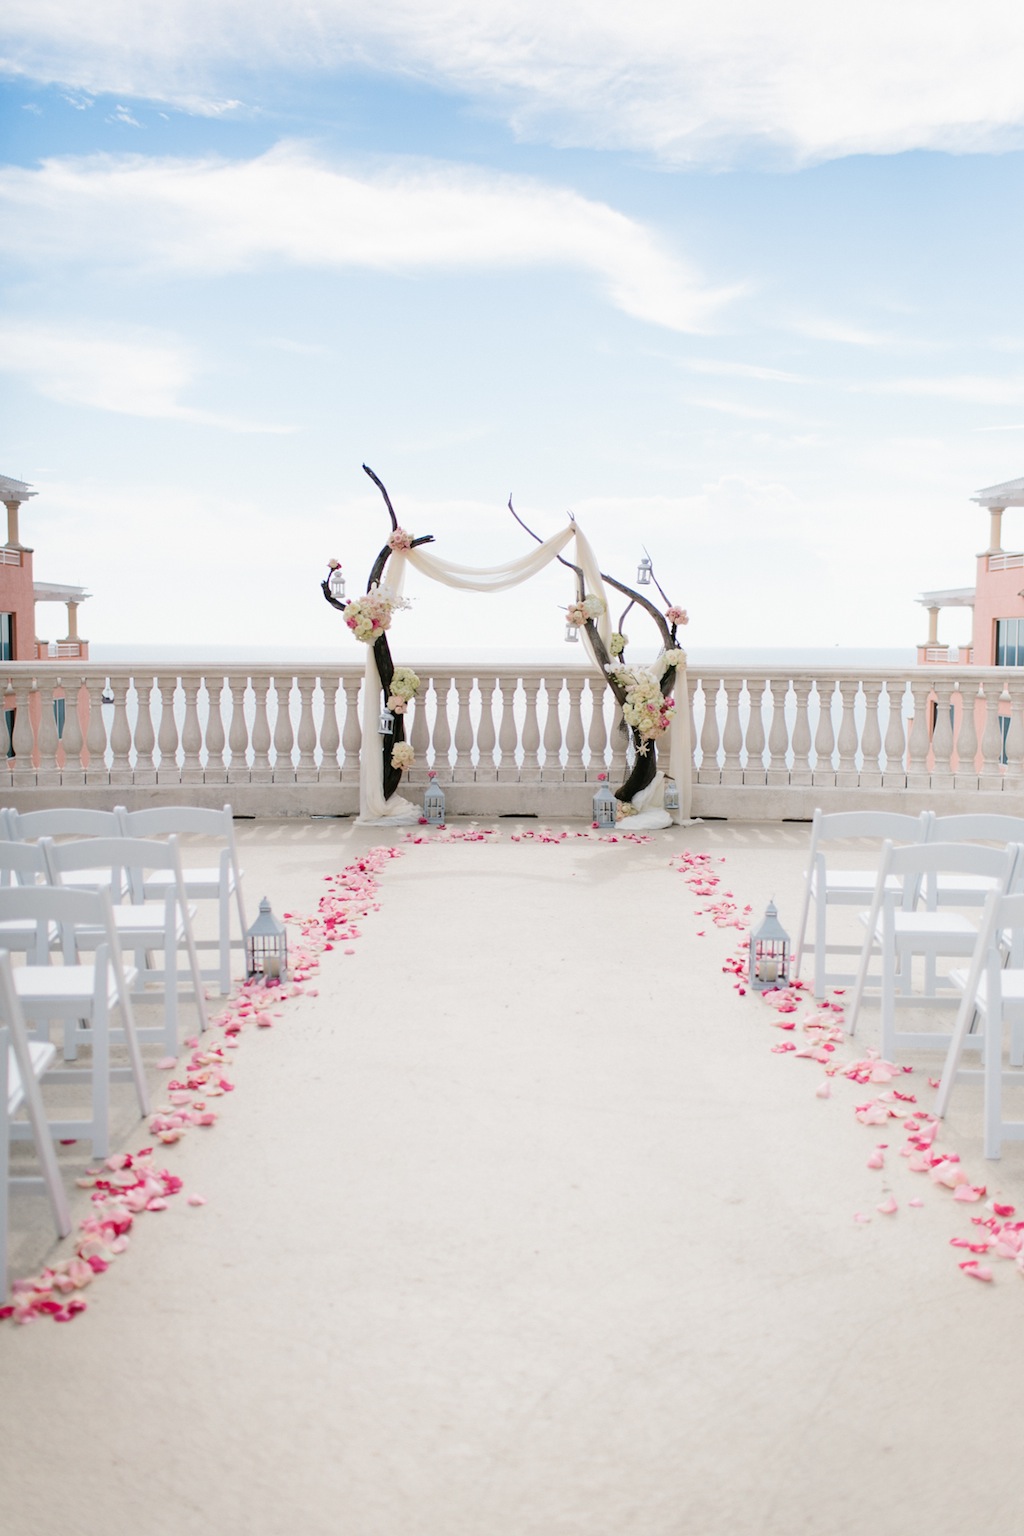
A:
[[363, 464, 399, 531], [321, 580, 346, 612]]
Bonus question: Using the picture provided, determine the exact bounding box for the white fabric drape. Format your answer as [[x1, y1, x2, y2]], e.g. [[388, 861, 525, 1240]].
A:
[[401, 525, 577, 592]]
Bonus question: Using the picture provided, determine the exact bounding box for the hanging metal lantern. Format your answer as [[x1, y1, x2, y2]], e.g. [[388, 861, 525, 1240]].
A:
[[246, 896, 289, 982], [565, 622, 580, 643], [749, 900, 790, 992], [593, 780, 617, 827], [424, 774, 446, 825], [379, 706, 395, 736], [328, 567, 347, 603], [637, 556, 653, 586], [663, 778, 680, 811]]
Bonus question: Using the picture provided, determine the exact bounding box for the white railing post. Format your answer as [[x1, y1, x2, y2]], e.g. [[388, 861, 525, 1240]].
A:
[[835, 680, 859, 788], [295, 673, 318, 784], [36, 678, 61, 788], [519, 676, 542, 783], [721, 678, 744, 785], [248, 673, 273, 784], [1005, 677, 1024, 789], [586, 679, 609, 779], [180, 674, 204, 785], [743, 677, 767, 785], [272, 675, 296, 783], [953, 679, 979, 789], [906, 679, 932, 788], [699, 677, 723, 784], [859, 679, 884, 789], [340, 676, 362, 784], [132, 674, 157, 785], [155, 674, 181, 785], [452, 676, 475, 783], [10, 678, 36, 787], [766, 679, 789, 786], [882, 678, 908, 787], [318, 676, 341, 781], [60, 678, 86, 785], [475, 674, 498, 783], [563, 675, 586, 783], [812, 679, 837, 787], [225, 675, 250, 784], [497, 675, 519, 783], [204, 675, 228, 785], [541, 675, 564, 782], [431, 675, 453, 783], [108, 672, 133, 786], [83, 677, 109, 783], [930, 678, 955, 788], [790, 679, 813, 786]]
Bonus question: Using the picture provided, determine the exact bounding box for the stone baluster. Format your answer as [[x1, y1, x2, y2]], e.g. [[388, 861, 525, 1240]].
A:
[[790, 679, 813, 785], [766, 680, 789, 786], [563, 676, 586, 782], [475, 675, 498, 782], [340, 676, 362, 784], [930, 678, 955, 787], [59, 678, 86, 783], [84, 676, 110, 783], [108, 672, 134, 785], [608, 694, 629, 785], [131, 674, 157, 784], [812, 680, 837, 787], [721, 678, 744, 785], [859, 680, 884, 788], [294, 674, 318, 783], [953, 680, 980, 788], [586, 679, 609, 779], [742, 678, 767, 785], [179, 675, 204, 784], [452, 677, 476, 783], [882, 679, 908, 786], [496, 675, 519, 782], [10, 677, 37, 786], [542, 676, 565, 781], [155, 674, 181, 784], [226, 675, 250, 782], [518, 676, 542, 783], [698, 678, 722, 782], [249, 673, 273, 783], [834, 680, 859, 787], [35, 678, 61, 787], [408, 687, 429, 783], [318, 676, 341, 780], [272, 675, 296, 781], [1004, 678, 1024, 786], [906, 679, 933, 788], [431, 676, 453, 782], [204, 676, 228, 784], [979, 679, 1004, 786]]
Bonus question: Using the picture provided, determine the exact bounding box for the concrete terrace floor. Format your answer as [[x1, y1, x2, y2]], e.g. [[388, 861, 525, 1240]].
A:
[[1, 815, 1023, 1536]]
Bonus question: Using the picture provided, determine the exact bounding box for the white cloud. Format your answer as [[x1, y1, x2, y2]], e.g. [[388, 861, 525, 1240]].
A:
[[3, 2, 1024, 165], [0, 321, 294, 431], [0, 145, 737, 332], [873, 375, 1024, 407]]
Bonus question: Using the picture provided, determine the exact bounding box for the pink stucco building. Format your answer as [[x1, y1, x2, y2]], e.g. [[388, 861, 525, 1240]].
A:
[[917, 475, 1024, 667], [0, 474, 90, 661]]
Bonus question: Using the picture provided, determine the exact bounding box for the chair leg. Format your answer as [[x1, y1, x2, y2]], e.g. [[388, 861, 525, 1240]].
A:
[[90, 984, 110, 1159], [881, 936, 896, 1061], [936, 993, 984, 1119], [0, 1029, 9, 1297], [984, 1003, 1004, 1159], [219, 883, 231, 994], [813, 893, 827, 1001]]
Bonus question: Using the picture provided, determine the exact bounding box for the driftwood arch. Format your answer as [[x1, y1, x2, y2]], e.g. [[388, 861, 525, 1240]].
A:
[[322, 465, 687, 817]]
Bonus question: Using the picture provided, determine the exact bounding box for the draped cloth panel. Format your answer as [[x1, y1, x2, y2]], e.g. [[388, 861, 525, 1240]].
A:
[[355, 520, 692, 824]]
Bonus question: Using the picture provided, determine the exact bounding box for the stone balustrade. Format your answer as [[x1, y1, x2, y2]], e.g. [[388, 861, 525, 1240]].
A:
[[2, 660, 1023, 819]]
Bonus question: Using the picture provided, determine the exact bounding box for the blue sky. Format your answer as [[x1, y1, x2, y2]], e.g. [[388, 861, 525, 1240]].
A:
[[2, 2, 1024, 656]]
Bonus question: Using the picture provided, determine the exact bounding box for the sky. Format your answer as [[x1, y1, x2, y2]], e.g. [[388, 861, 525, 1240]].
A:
[[3, 1, 1024, 657]]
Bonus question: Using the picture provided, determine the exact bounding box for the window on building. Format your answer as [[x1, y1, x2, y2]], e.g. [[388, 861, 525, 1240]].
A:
[[0, 613, 13, 662], [996, 618, 1024, 666]]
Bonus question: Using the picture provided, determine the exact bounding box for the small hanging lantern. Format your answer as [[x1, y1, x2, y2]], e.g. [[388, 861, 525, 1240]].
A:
[[328, 566, 347, 602], [379, 705, 395, 736], [564, 622, 580, 643], [424, 773, 446, 825], [246, 896, 289, 983], [749, 900, 790, 992], [593, 779, 617, 827], [663, 778, 680, 811], [637, 556, 653, 586]]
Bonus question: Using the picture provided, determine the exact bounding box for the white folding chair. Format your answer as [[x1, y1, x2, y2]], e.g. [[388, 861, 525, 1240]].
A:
[[0, 886, 149, 1158], [936, 890, 1024, 1158], [0, 840, 57, 956], [793, 810, 933, 999], [43, 835, 209, 1053], [0, 948, 72, 1295], [846, 840, 1021, 1060], [116, 805, 247, 994]]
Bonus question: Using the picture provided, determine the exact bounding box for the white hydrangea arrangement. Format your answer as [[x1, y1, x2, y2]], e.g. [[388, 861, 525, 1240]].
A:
[[391, 741, 415, 770], [565, 593, 607, 628], [386, 665, 420, 713], [607, 663, 675, 746]]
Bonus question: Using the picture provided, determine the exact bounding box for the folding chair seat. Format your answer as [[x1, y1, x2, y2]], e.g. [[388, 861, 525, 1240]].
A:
[[0, 948, 72, 1294], [846, 840, 1022, 1061], [793, 810, 933, 1000], [0, 886, 148, 1158], [42, 835, 208, 1054], [935, 891, 1024, 1158], [0, 840, 57, 956], [116, 805, 247, 995]]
